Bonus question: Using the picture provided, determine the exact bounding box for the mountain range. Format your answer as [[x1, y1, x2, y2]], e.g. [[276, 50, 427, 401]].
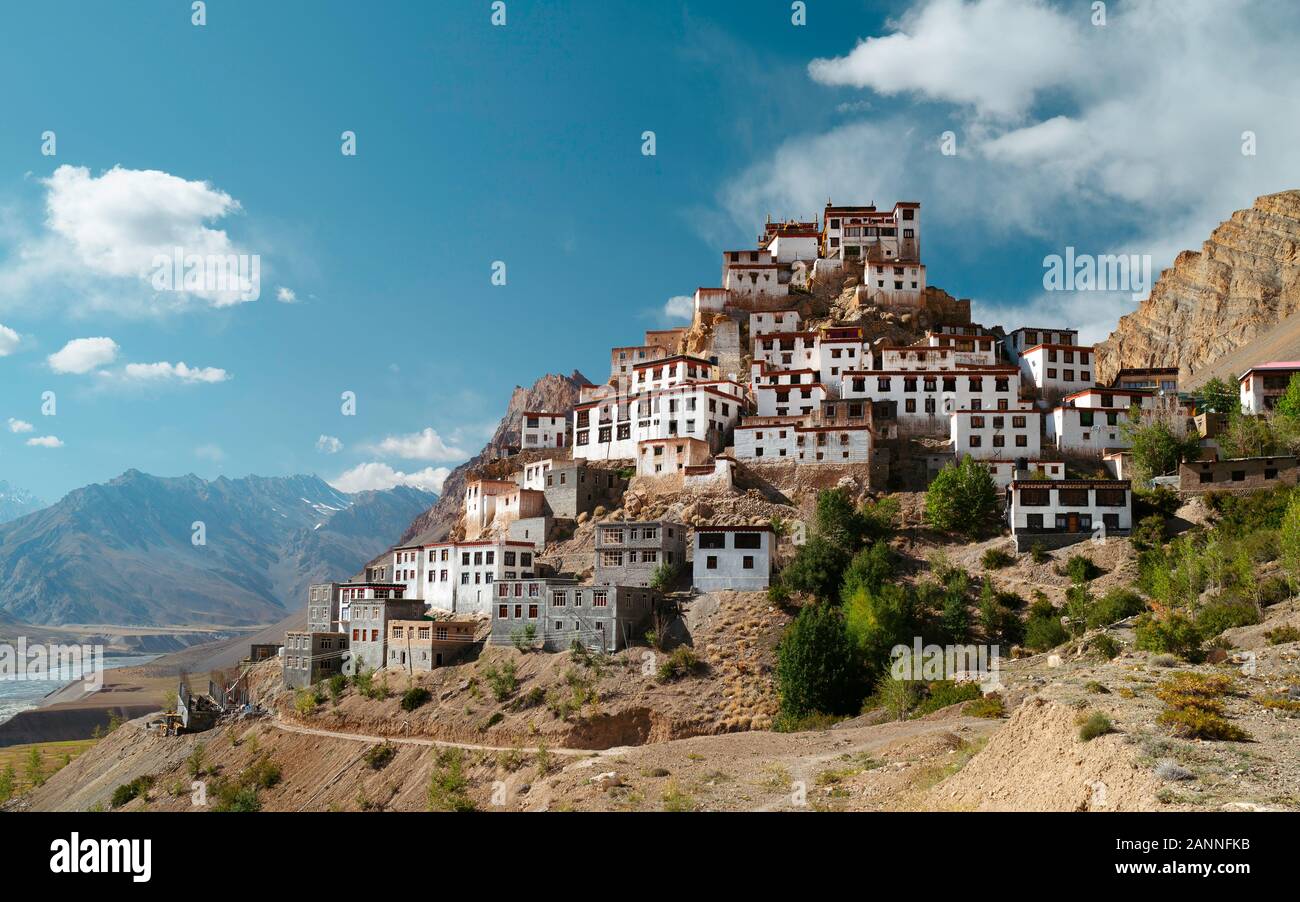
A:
[[0, 481, 46, 524], [0, 471, 436, 627]]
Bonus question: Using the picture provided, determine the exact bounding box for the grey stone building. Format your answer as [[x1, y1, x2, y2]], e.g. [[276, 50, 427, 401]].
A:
[[490, 577, 658, 652], [544, 462, 628, 519], [307, 582, 343, 632], [594, 520, 687, 586], [693, 525, 774, 591], [282, 631, 347, 689], [344, 596, 428, 675]]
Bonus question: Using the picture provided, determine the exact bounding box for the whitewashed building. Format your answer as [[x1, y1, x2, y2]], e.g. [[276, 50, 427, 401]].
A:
[[573, 379, 745, 461], [842, 364, 1022, 436], [794, 424, 871, 464], [1239, 361, 1300, 415], [749, 310, 802, 335], [1004, 327, 1079, 364], [610, 345, 669, 387], [391, 539, 539, 615], [734, 417, 802, 462], [1007, 478, 1132, 551], [1018, 343, 1096, 397], [950, 407, 1043, 458], [521, 412, 568, 449], [636, 436, 711, 477], [518, 459, 553, 492], [754, 378, 828, 418], [724, 262, 786, 298], [1047, 404, 1134, 454], [927, 331, 999, 366], [981, 459, 1065, 490]]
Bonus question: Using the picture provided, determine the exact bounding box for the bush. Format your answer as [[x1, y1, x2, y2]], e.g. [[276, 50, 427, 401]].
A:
[[110, 775, 155, 809], [1196, 598, 1260, 639], [1155, 672, 1250, 741], [1265, 625, 1300, 645], [427, 748, 474, 812], [925, 456, 1001, 537], [510, 624, 537, 651], [186, 742, 207, 779], [363, 742, 396, 771], [1130, 514, 1167, 552], [840, 541, 896, 599], [981, 547, 1014, 570], [1258, 575, 1290, 607], [648, 561, 680, 592], [482, 660, 518, 702], [656, 645, 703, 682], [1090, 634, 1121, 660], [1134, 486, 1181, 520], [1087, 587, 1147, 628], [910, 680, 981, 718], [1077, 711, 1114, 742], [870, 675, 925, 721], [294, 687, 321, 715], [1063, 554, 1101, 584], [775, 605, 865, 719], [327, 673, 347, 702], [1135, 612, 1203, 662], [1030, 542, 1049, 564], [777, 536, 850, 603], [965, 694, 1006, 718], [1023, 601, 1068, 652], [399, 687, 432, 712]]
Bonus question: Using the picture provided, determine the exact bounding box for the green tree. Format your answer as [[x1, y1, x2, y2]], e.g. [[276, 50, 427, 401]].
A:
[[925, 456, 1000, 537], [1281, 491, 1300, 598], [1275, 372, 1300, 420], [0, 763, 15, 803], [838, 541, 895, 601], [777, 536, 849, 603], [814, 487, 863, 550], [1198, 376, 1239, 415], [25, 747, 45, 788], [1121, 412, 1200, 480], [1218, 410, 1278, 459], [775, 605, 864, 718], [843, 583, 915, 682]]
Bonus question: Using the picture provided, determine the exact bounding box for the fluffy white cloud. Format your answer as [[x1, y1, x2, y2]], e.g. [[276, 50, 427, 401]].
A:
[[726, 0, 1300, 303], [121, 361, 231, 384], [662, 295, 694, 321], [0, 323, 19, 356], [808, 0, 1083, 118], [0, 165, 261, 313], [7, 418, 34, 433], [276, 286, 297, 303], [365, 427, 466, 462], [316, 434, 343, 454], [329, 462, 449, 495], [48, 337, 119, 374], [26, 435, 63, 448]]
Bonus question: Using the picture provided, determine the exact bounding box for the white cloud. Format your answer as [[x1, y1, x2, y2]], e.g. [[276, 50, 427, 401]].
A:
[[276, 286, 297, 303], [364, 427, 466, 462], [1, 164, 261, 313], [662, 295, 694, 321], [807, 0, 1083, 118], [316, 434, 343, 454], [26, 435, 63, 448], [0, 323, 19, 356], [726, 0, 1300, 305], [194, 443, 225, 462], [121, 361, 231, 384], [329, 462, 449, 495], [7, 418, 34, 433], [48, 337, 119, 374]]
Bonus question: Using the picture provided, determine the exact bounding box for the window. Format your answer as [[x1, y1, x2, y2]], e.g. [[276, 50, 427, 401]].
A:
[[698, 532, 726, 549], [1058, 488, 1089, 506], [706, 555, 718, 570], [593, 591, 608, 607], [734, 532, 762, 549], [742, 555, 754, 570], [1095, 489, 1127, 507], [528, 605, 538, 619], [1019, 489, 1051, 506], [602, 550, 623, 567]]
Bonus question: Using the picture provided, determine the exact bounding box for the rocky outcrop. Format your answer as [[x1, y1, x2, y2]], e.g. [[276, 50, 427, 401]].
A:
[[1095, 190, 1300, 384], [391, 370, 592, 546]]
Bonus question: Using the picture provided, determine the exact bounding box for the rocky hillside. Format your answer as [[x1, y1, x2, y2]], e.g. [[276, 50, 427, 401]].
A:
[[1095, 189, 1300, 384], [0, 481, 45, 524], [394, 370, 592, 546], [0, 471, 436, 627]]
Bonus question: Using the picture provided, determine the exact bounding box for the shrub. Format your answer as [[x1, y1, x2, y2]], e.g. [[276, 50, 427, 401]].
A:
[[294, 687, 321, 715], [1196, 598, 1260, 639], [840, 541, 896, 599], [1134, 486, 1181, 520], [775, 605, 865, 719], [427, 748, 474, 812], [1130, 514, 1167, 552], [1153, 672, 1250, 741], [1087, 587, 1147, 628], [777, 536, 850, 603], [981, 547, 1014, 570], [1134, 612, 1203, 662], [399, 687, 432, 712], [110, 775, 155, 809], [649, 561, 681, 592], [186, 742, 207, 779], [482, 660, 518, 702], [510, 624, 538, 651], [1258, 575, 1290, 607], [1030, 542, 1049, 564], [1090, 634, 1121, 660], [1063, 554, 1100, 584], [363, 742, 396, 770], [1077, 711, 1114, 742], [0, 764, 14, 804], [965, 694, 1006, 718], [656, 645, 703, 682], [1265, 625, 1300, 645], [910, 680, 981, 718], [243, 756, 282, 790], [924, 456, 1001, 537], [871, 675, 925, 721], [1023, 603, 1068, 652], [211, 780, 261, 812], [327, 673, 347, 702], [1158, 707, 1252, 741]]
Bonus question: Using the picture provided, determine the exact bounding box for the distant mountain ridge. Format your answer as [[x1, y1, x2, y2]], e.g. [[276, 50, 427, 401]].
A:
[[0, 480, 46, 524], [0, 470, 436, 627]]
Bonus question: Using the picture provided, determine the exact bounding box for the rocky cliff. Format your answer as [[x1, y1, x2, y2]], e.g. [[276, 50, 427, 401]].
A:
[[392, 370, 592, 546], [1095, 190, 1300, 384]]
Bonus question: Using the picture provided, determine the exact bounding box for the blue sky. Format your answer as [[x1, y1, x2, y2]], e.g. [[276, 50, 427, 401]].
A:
[[2, 0, 1298, 503]]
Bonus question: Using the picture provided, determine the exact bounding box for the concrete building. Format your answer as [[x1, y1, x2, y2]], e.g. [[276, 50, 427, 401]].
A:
[[693, 525, 774, 591], [521, 412, 569, 449], [980, 459, 1065, 490], [1018, 344, 1096, 398], [345, 596, 427, 674], [761, 220, 820, 264], [542, 461, 627, 518], [463, 478, 519, 539], [386, 618, 477, 671], [950, 408, 1042, 458], [1111, 367, 1179, 395], [821, 201, 921, 266], [927, 331, 999, 366], [724, 261, 786, 298], [1239, 361, 1300, 414], [733, 416, 802, 462], [610, 345, 669, 388], [1178, 455, 1298, 493], [794, 423, 871, 464], [637, 436, 711, 477], [749, 310, 802, 335], [518, 459, 553, 491], [337, 581, 408, 626], [1004, 327, 1079, 364], [594, 519, 687, 586], [842, 364, 1021, 437], [573, 379, 745, 461], [1006, 478, 1132, 551], [1047, 404, 1133, 454], [490, 578, 658, 652], [307, 582, 343, 632], [392, 539, 538, 614], [754, 378, 828, 418], [282, 631, 347, 689]]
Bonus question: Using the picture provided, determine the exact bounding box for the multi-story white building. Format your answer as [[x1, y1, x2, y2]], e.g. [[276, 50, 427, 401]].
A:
[[636, 436, 711, 477], [760, 220, 820, 264], [1047, 404, 1133, 453], [821, 201, 921, 264], [950, 407, 1042, 458], [733, 417, 802, 462], [1017, 343, 1096, 397], [629, 354, 717, 395], [1004, 327, 1080, 364], [1239, 361, 1300, 414], [693, 525, 774, 591], [723, 261, 786, 297], [1064, 387, 1154, 411], [818, 326, 868, 386], [842, 364, 1022, 436], [391, 539, 539, 615], [610, 345, 669, 388], [980, 459, 1065, 490], [573, 379, 745, 461], [463, 479, 518, 539], [752, 331, 818, 372], [754, 377, 827, 418], [792, 424, 871, 464], [521, 412, 569, 449], [518, 458, 553, 491]]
